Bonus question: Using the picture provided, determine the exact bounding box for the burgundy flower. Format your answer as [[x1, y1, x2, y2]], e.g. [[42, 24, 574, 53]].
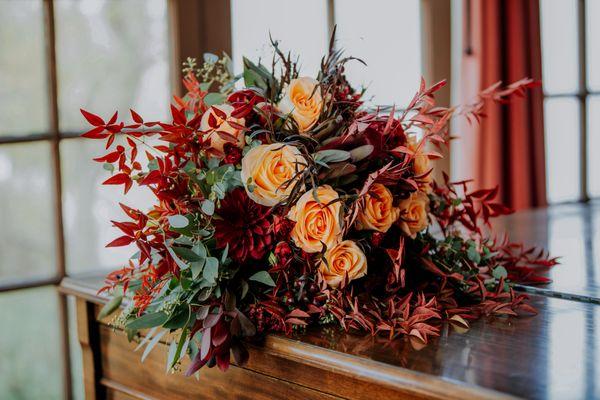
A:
[[223, 143, 243, 165], [274, 241, 293, 267], [371, 232, 385, 247], [272, 214, 294, 239], [214, 188, 273, 262]]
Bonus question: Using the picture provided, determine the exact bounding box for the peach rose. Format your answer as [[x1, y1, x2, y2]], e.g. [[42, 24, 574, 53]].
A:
[[356, 183, 400, 233], [200, 104, 245, 153], [241, 143, 306, 206], [319, 240, 367, 288], [288, 185, 343, 253], [408, 136, 432, 190], [397, 191, 429, 238], [278, 77, 323, 133]]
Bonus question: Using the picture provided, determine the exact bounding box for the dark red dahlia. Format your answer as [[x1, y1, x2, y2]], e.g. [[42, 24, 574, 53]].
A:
[[214, 188, 273, 262]]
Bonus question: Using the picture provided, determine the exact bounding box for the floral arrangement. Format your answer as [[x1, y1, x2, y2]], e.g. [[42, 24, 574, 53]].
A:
[[84, 36, 557, 375]]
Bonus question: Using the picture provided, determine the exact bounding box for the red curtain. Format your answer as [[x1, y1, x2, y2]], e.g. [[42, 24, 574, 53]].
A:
[[454, 0, 546, 210]]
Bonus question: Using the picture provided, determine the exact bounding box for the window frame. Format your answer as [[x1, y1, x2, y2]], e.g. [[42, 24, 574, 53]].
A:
[[542, 0, 592, 203], [0, 1, 227, 397]]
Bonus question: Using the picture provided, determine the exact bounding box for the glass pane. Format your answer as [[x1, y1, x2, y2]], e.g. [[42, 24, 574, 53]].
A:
[[0, 0, 48, 136], [540, 0, 579, 95], [61, 138, 154, 274], [587, 96, 600, 198], [55, 0, 170, 132], [0, 286, 64, 399], [0, 142, 56, 282], [231, 0, 329, 77], [334, 0, 422, 106], [586, 0, 600, 91], [544, 97, 581, 203]]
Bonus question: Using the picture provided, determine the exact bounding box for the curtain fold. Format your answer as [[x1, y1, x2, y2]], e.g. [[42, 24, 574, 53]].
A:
[[454, 0, 546, 210]]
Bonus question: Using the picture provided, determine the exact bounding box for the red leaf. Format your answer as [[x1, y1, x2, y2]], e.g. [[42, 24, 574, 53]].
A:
[[80, 109, 105, 126], [170, 104, 186, 125], [107, 111, 118, 125], [216, 351, 230, 372], [130, 109, 143, 123], [106, 235, 134, 247], [102, 173, 130, 185], [286, 309, 310, 319], [93, 151, 120, 163], [81, 126, 108, 139], [140, 170, 161, 185], [106, 133, 116, 149], [285, 318, 308, 326]]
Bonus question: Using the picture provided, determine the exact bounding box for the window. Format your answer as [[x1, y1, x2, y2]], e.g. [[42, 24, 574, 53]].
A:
[[0, 0, 170, 398], [0, 1, 426, 398], [230, 0, 422, 107], [540, 0, 599, 202]]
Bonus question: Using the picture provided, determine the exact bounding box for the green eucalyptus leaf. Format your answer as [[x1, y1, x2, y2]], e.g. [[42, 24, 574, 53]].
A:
[[202, 199, 215, 216], [168, 215, 189, 229], [126, 312, 169, 330], [163, 307, 191, 330], [98, 295, 123, 319], [240, 280, 249, 300], [193, 242, 207, 258], [249, 271, 276, 287], [141, 329, 167, 363], [204, 92, 226, 106], [167, 340, 178, 372], [167, 246, 190, 270], [173, 246, 203, 262], [492, 266, 508, 280], [467, 244, 481, 264], [203, 52, 219, 64], [221, 243, 229, 264], [314, 149, 351, 164], [203, 257, 219, 284], [190, 260, 205, 280]]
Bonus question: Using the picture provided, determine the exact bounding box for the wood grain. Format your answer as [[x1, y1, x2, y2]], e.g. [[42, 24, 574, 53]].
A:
[[76, 298, 105, 400], [99, 325, 339, 400]]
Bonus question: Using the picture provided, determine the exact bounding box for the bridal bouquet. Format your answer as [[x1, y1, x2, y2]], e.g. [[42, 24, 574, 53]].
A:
[[83, 37, 557, 375]]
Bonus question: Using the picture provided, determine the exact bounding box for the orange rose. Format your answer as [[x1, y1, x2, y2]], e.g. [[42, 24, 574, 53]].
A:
[[200, 104, 245, 153], [408, 136, 432, 191], [397, 191, 429, 238], [288, 185, 342, 253], [278, 77, 323, 133], [241, 143, 306, 206], [319, 240, 367, 288], [356, 183, 400, 233]]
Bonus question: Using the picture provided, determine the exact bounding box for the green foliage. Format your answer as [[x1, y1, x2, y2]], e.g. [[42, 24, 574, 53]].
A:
[[126, 312, 169, 330], [242, 56, 278, 99], [249, 271, 276, 287], [98, 295, 123, 319], [168, 215, 189, 229]]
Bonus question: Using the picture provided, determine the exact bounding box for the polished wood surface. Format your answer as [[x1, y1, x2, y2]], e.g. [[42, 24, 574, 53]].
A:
[[493, 201, 600, 301], [61, 202, 600, 399]]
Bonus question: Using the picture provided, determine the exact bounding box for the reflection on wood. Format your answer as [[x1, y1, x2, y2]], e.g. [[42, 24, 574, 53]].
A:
[[493, 201, 600, 300]]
